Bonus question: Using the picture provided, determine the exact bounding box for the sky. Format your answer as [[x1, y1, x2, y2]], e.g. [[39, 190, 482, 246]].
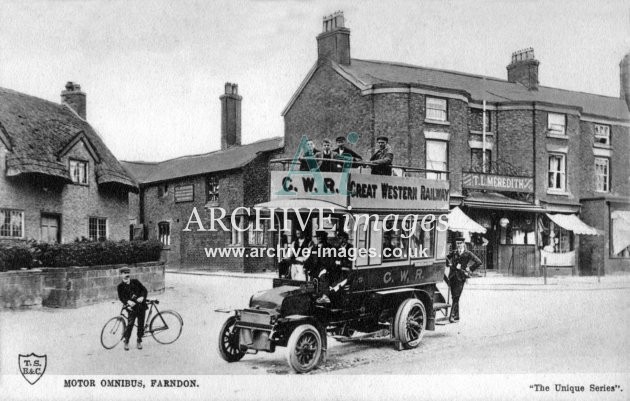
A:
[[0, 0, 629, 162]]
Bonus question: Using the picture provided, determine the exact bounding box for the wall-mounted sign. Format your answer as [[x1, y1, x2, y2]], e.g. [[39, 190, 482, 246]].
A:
[[462, 172, 533, 193], [174, 184, 194, 202]]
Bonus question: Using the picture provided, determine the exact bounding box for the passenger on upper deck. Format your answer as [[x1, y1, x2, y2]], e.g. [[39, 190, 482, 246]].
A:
[[315, 138, 337, 172], [299, 140, 319, 172], [369, 136, 394, 176], [333, 136, 362, 171]]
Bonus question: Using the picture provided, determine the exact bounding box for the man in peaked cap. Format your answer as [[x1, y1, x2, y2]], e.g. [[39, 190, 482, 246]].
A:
[[117, 267, 148, 350], [369, 136, 394, 175], [444, 235, 482, 323], [333, 136, 362, 171]]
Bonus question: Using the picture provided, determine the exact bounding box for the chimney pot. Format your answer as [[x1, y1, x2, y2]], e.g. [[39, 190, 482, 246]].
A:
[[317, 11, 350, 65], [507, 48, 539, 90], [61, 81, 86, 119]]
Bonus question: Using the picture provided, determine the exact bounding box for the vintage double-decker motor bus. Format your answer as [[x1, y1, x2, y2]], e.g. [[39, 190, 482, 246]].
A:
[[217, 160, 451, 373]]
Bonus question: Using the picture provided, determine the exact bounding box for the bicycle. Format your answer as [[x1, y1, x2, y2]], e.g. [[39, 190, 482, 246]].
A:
[[100, 299, 183, 349]]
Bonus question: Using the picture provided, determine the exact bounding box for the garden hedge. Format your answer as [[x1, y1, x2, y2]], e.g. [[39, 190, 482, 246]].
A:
[[0, 240, 163, 271]]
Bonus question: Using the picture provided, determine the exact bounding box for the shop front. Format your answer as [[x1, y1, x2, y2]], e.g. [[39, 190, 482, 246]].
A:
[[458, 171, 599, 277]]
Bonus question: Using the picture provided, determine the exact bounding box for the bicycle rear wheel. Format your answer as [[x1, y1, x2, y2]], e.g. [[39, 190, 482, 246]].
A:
[[101, 316, 126, 349], [150, 310, 183, 344]]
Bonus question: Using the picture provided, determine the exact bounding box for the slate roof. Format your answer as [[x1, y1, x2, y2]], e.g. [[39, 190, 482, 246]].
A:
[[0, 87, 138, 191], [332, 59, 630, 121], [121, 137, 284, 185]]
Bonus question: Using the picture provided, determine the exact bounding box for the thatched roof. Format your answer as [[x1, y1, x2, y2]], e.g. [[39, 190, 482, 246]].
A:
[[0, 87, 138, 192]]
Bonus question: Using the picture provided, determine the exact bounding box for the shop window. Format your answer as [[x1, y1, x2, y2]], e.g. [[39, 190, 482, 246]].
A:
[[594, 158, 609, 192], [382, 218, 408, 261], [548, 154, 566, 191], [499, 216, 536, 245], [426, 140, 448, 180], [594, 124, 610, 146], [158, 222, 170, 246], [426, 97, 447, 122], [0, 209, 24, 238], [69, 159, 88, 184], [89, 217, 107, 241], [547, 113, 566, 136]]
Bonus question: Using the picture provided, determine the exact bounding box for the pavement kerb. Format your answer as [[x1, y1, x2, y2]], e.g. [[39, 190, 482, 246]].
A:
[[166, 269, 630, 291]]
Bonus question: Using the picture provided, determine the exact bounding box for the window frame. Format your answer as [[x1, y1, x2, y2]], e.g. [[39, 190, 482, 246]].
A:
[[247, 218, 266, 247], [426, 97, 448, 122], [470, 148, 492, 172], [547, 113, 566, 136], [425, 139, 448, 180], [547, 153, 566, 191], [594, 124, 611, 146], [69, 159, 88, 185], [88, 217, 107, 241], [158, 221, 171, 246], [594, 157, 610, 193], [230, 215, 246, 247], [0, 208, 25, 239], [207, 175, 219, 203]]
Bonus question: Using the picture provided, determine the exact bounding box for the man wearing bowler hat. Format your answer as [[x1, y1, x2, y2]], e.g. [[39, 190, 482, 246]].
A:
[[369, 136, 394, 175], [444, 236, 482, 323], [117, 267, 148, 350]]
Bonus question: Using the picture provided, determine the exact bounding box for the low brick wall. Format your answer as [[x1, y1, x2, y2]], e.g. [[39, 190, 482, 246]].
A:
[[0, 262, 165, 309]]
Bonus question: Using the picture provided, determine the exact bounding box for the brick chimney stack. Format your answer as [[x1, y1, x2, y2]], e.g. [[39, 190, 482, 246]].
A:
[[507, 48, 539, 90], [620, 52, 630, 112], [61, 81, 86, 119], [316, 11, 350, 65], [220, 82, 242, 150]]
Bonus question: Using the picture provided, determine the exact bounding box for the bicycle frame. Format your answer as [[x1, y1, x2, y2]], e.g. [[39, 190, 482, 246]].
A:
[[121, 301, 170, 337]]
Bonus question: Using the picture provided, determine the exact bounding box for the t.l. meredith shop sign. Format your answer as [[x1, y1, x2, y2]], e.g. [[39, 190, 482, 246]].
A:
[[462, 172, 534, 193]]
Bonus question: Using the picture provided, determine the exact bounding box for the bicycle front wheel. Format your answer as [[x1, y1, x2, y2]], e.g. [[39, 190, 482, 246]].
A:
[[101, 316, 126, 349], [150, 310, 183, 344]]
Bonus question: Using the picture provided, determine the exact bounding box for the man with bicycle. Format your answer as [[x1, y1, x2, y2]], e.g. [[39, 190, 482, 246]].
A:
[[117, 267, 148, 350]]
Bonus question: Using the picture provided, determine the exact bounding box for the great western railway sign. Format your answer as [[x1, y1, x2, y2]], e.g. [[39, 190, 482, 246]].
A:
[[462, 172, 534, 193], [271, 172, 450, 211]]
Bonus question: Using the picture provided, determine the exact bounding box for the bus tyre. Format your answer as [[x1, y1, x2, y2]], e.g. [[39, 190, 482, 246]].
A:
[[287, 324, 322, 373], [218, 316, 245, 362], [393, 298, 426, 349]]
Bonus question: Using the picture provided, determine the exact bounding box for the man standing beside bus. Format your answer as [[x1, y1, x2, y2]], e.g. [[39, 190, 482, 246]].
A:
[[445, 236, 482, 323]]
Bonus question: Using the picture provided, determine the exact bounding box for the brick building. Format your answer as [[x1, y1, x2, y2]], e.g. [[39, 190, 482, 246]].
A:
[[123, 84, 283, 271], [0, 83, 138, 244], [282, 12, 630, 276]]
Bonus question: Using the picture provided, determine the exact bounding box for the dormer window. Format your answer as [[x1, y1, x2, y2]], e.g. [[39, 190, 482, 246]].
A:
[[69, 159, 88, 184], [547, 113, 566, 136]]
